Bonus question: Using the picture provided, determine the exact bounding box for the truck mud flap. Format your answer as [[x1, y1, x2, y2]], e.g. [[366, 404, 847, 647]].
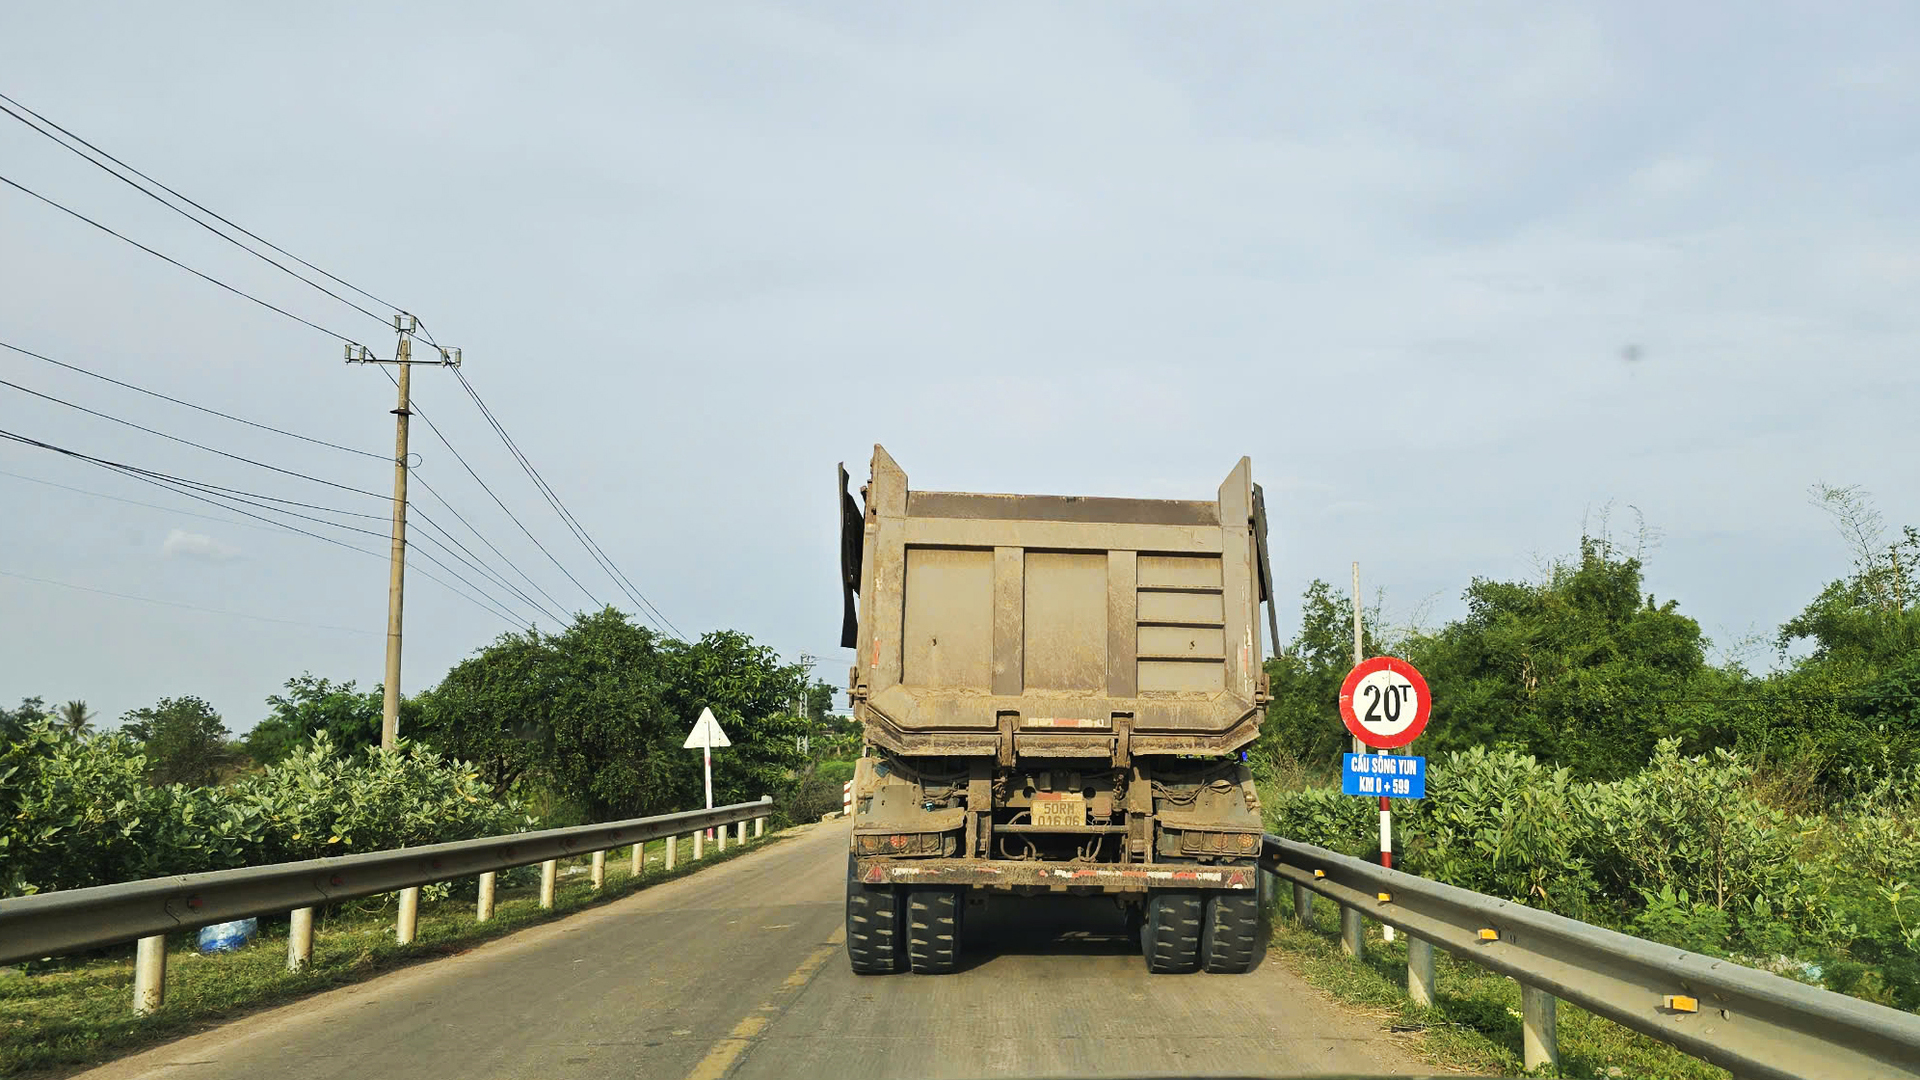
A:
[[857, 859, 1255, 891]]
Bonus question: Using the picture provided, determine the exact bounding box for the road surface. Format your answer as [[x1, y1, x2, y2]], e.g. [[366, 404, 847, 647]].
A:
[[80, 821, 1431, 1080]]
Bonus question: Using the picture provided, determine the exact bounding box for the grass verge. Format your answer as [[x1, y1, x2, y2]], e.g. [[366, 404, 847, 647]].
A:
[[0, 830, 793, 1078], [1266, 896, 1730, 1079]]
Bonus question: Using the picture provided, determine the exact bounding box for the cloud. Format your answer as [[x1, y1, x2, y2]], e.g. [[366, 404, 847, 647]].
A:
[[161, 529, 240, 562]]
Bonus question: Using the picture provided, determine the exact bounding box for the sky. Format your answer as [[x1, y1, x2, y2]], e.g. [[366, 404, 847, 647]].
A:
[[2, 2, 1916, 730]]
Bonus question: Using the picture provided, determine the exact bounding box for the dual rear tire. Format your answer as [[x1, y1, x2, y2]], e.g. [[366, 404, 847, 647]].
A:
[[847, 857, 961, 975], [1142, 889, 1263, 974]]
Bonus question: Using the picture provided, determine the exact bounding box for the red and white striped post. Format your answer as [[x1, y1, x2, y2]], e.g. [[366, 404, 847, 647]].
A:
[[842, 780, 853, 817]]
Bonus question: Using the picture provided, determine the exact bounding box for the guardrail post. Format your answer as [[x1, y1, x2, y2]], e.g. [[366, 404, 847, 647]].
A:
[[694, 830, 705, 860], [757, 794, 770, 837], [716, 824, 726, 853], [631, 841, 644, 877], [736, 820, 746, 845], [590, 850, 606, 890], [1292, 882, 1313, 926], [1340, 904, 1364, 958], [396, 886, 419, 944], [477, 871, 496, 922], [540, 859, 558, 909], [665, 834, 677, 870], [1521, 982, 1558, 1072], [288, 907, 314, 971], [132, 934, 166, 1015], [1405, 934, 1435, 1006]]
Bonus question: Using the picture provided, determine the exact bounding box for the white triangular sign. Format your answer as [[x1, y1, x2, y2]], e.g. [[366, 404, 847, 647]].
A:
[[682, 706, 731, 749]]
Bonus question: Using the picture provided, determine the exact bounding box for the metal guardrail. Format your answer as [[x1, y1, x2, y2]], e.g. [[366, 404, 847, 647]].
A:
[[1263, 835, 1920, 1080], [0, 797, 773, 1012]]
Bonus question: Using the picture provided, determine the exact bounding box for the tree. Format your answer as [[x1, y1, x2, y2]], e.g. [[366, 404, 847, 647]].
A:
[[418, 611, 810, 821], [419, 628, 567, 795], [0, 697, 49, 745], [655, 630, 810, 811], [243, 675, 390, 764], [56, 700, 95, 738], [1253, 579, 1394, 774], [1744, 486, 1920, 786], [122, 696, 233, 787], [1409, 537, 1709, 779]]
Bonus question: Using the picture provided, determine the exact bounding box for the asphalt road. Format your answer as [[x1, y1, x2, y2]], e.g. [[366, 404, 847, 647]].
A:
[[81, 822, 1431, 1080]]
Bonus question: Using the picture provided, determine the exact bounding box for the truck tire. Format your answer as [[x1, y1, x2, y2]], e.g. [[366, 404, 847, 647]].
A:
[[1202, 891, 1261, 973], [846, 857, 904, 975], [1142, 891, 1203, 973], [906, 888, 962, 974]]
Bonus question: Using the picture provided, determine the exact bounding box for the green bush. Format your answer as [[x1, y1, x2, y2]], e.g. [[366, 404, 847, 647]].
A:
[[1264, 785, 1380, 859], [0, 724, 532, 897], [1579, 740, 1818, 949], [1400, 747, 1597, 917]]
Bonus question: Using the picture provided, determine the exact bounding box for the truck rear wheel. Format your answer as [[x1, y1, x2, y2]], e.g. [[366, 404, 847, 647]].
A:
[[846, 857, 904, 975], [906, 888, 962, 974], [1142, 891, 1203, 973], [1201, 891, 1261, 973]]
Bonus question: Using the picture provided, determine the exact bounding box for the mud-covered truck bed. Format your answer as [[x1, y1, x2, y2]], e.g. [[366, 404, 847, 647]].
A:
[[837, 445, 1278, 974]]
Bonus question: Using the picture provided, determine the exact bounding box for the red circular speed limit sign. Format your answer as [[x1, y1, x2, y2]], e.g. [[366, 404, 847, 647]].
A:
[[1338, 656, 1431, 749]]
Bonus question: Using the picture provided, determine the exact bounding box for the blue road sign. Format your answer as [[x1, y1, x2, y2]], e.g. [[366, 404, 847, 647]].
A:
[[1342, 753, 1426, 799]]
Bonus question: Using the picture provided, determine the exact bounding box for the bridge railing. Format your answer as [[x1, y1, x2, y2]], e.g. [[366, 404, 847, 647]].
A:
[[1263, 834, 1920, 1080], [0, 797, 773, 1013]]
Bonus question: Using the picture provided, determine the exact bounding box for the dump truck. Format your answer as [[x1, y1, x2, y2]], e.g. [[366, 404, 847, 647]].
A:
[[837, 446, 1279, 974]]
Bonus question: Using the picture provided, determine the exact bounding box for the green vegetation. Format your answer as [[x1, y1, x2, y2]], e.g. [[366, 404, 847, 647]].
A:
[[2, 611, 844, 898], [1257, 487, 1920, 1056], [1, 730, 525, 897], [418, 615, 811, 820], [1255, 486, 1920, 791], [0, 832, 786, 1077], [1266, 743, 1920, 1011]]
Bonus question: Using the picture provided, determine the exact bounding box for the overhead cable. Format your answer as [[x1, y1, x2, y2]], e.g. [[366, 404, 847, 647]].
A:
[[0, 339, 388, 461], [390, 369, 602, 614], [451, 368, 681, 636], [0, 96, 397, 332], [0, 91, 409, 328], [0, 172, 366, 345], [0, 427, 534, 630]]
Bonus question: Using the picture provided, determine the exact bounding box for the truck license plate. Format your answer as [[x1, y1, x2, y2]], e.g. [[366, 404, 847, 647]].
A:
[[1032, 794, 1085, 828]]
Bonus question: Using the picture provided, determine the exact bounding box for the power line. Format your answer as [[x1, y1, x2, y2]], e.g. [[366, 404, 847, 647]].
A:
[[408, 500, 568, 625], [411, 470, 572, 622], [0, 567, 381, 636], [0, 427, 534, 630], [0, 172, 367, 345], [0, 339, 388, 461], [0, 371, 390, 499], [2, 337, 560, 621], [0, 96, 397, 333], [0, 465, 295, 535], [390, 369, 603, 615], [450, 368, 682, 637]]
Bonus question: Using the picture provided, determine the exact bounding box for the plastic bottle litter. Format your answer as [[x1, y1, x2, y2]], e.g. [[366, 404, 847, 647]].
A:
[[196, 918, 258, 953]]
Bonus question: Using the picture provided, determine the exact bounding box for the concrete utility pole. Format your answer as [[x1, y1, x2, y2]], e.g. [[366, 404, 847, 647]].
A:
[[347, 314, 460, 751], [1351, 561, 1365, 757]]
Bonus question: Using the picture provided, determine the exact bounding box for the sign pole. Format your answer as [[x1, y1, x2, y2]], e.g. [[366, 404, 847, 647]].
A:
[[1350, 562, 1365, 758], [684, 707, 732, 842], [1353, 563, 1394, 937]]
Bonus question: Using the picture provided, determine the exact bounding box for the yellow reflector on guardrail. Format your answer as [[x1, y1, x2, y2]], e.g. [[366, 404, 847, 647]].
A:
[[1664, 995, 1699, 1013], [1313, 869, 1326, 878], [1478, 928, 1499, 941], [1377, 892, 1391, 902]]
